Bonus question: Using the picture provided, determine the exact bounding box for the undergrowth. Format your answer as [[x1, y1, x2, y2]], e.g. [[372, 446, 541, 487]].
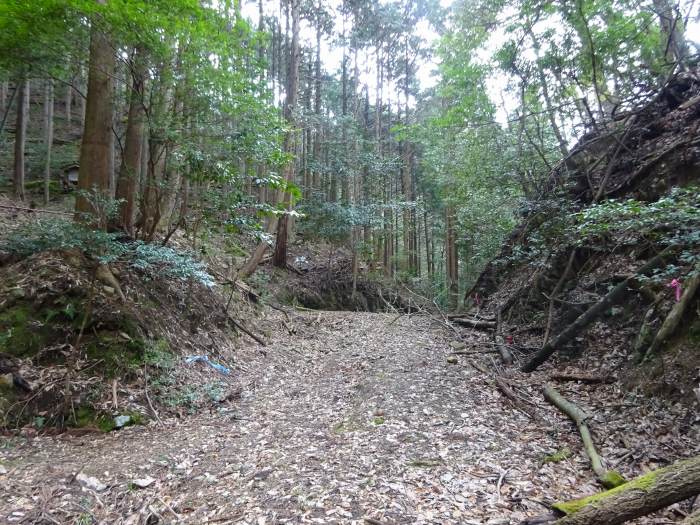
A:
[[1, 219, 214, 285]]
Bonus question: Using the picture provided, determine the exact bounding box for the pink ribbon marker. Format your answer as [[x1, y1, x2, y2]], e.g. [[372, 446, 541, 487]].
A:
[[667, 279, 682, 302]]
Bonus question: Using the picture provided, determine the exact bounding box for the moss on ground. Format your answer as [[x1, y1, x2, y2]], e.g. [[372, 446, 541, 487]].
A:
[[544, 447, 572, 463], [71, 406, 145, 432], [0, 303, 50, 357]]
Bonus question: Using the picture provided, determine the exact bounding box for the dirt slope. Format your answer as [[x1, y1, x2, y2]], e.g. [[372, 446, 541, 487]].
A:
[[0, 310, 696, 524]]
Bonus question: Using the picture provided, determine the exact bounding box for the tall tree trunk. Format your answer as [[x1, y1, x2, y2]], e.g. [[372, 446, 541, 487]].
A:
[[44, 79, 54, 204], [76, 1, 115, 225], [272, 0, 300, 268], [115, 48, 147, 235], [13, 78, 29, 202]]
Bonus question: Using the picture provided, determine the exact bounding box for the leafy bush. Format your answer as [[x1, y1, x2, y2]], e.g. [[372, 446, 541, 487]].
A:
[[1, 219, 127, 262], [1, 219, 214, 285], [573, 187, 700, 248], [573, 187, 700, 277]]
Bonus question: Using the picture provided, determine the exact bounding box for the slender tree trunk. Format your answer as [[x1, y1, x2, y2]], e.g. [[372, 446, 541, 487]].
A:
[[78, 64, 87, 126], [653, 0, 688, 70], [13, 78, 29, 202], [272, 0, 300, 268], [76, 1, 115, 224], [44, 79, 54, 204], [115, 48, 147, 235], [65, 78, 72, 126], [446, 204, 459, 309], [526, 26, 569, 157]]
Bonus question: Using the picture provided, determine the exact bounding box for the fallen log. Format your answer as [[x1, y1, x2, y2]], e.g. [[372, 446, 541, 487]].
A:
[[549, 372, 613, 384], [522, 247, 676, 372], [544, 385, 624, 489], [551, 454, 700, 524]]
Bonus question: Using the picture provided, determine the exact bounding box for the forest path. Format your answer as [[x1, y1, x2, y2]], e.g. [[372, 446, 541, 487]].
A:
[[1, 311, 568, 524]]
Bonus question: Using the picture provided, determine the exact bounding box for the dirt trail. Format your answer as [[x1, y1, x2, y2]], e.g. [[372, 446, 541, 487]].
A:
[[1, 311, 600, 524]]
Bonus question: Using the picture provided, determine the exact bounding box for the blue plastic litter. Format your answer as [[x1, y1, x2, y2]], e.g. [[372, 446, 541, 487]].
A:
[[185, 355, 231, 375]]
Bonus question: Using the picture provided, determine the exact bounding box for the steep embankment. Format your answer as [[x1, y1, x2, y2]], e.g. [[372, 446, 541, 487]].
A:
[[469, 70, 700, 403]]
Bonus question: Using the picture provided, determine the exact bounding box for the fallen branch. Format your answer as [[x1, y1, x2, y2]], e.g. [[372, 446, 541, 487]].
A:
[[227, 315, 267, 347], [544, 385, 624, 489], [522, 247, 676, 372], [496, 377, 539, 420], [551, 454, 700, 524], [451, 317, 496, 330], [549, 373, 614, 384], [451, 349, 499, 356], [447, 313, 496, 322]]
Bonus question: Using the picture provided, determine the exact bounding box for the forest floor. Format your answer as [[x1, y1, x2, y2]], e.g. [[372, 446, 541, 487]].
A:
[[0, 308, 696, 525]]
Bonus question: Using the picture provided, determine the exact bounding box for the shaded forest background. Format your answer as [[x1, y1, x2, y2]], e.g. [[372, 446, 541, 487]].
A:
[[1, 0, 695, 307]]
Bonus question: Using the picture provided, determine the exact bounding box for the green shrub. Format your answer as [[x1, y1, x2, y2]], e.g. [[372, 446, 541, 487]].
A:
[[1, 220, 214, 285]]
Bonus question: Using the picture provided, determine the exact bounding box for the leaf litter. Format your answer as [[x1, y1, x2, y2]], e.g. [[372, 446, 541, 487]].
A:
[[0, 310, 697, 524]]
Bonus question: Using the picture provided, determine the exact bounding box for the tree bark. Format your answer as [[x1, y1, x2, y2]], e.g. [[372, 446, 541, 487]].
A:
[[551, 455, 700, 524], [65, 77, 72, 126], [76, 0, 115, 224], [522, 248, 676, 372], [495, 310, 514, 365], [13, 78, 29, 202]]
